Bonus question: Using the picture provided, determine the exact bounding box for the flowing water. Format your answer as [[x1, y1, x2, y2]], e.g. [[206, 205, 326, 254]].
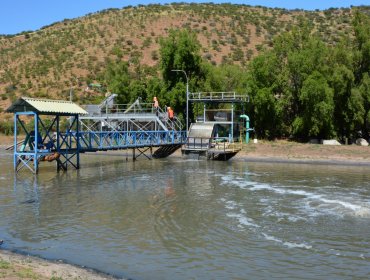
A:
[[0, 149, 370, 280]]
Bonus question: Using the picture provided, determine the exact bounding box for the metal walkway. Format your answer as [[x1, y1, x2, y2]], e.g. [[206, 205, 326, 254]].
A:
[[78, 130, 185, 152], [79, 96, 186, 158], [7, 96, 186, 174]]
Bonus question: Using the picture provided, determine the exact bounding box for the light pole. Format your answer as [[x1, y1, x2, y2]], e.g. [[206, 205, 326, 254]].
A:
[[171, 69, 189, 136], [171, 69, 189, 137]]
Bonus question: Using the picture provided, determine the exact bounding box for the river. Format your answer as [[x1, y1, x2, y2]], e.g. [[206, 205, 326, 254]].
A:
[[0, 150, 369, 279]]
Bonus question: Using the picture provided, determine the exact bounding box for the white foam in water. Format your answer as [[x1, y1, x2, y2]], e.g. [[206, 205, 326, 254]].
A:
[[227, 213, 260, 228], [224, 200, 239, 210], [320, 198, 362, 211], [221, 174, 259, 189], [262, 233, 312, 250], [222, 173, 370, 218]]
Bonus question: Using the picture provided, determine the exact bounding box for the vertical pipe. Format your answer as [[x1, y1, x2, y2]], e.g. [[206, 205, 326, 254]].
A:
[[231, 103, 234, 143], [76, 114, 80, 169], [34, 113, 38, 173], [203, 103, 206, 123], [56, 115, 60, 171], [246, 117, 250, 144], [13, 114, 18, 171], [240, 115, 250, 144], [186, 78, 189, 137]]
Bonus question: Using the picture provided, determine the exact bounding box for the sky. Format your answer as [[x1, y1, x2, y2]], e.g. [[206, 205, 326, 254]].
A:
[[1, 0, 369, 35]]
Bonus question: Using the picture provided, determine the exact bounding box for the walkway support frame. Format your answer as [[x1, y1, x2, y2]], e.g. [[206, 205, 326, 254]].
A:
[[13, 112, 81, 174]]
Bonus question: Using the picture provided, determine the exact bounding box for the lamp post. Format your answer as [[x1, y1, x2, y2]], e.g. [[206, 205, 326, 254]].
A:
[[171, 69, 189, 137]]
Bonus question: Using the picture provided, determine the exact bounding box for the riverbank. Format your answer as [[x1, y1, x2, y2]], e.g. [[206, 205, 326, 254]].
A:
[[235, 140, 370, 165], [3, 133, 370, 165], [0, 249, 118, 280]]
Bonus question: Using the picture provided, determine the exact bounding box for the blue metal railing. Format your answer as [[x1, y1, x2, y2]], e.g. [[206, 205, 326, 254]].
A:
[[75, 130, 187, 151]]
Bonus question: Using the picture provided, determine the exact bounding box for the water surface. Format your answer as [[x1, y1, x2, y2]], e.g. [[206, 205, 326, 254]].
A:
[[0, 150, 369, 279]]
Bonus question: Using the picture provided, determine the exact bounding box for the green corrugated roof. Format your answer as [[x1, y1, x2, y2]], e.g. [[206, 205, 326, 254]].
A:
[[6, 97, 88, 115]]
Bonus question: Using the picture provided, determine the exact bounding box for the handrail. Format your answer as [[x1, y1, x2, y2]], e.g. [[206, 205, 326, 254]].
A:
[[76, 130, 187, 150], [184, 136, 241, 152], [84, 98, 184, 131], [188, 92, 248, 101]]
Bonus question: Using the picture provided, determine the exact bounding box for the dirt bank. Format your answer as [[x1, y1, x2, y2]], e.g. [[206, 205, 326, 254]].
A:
[[235, 140, 370, 165], [0, 250, 118, 280]]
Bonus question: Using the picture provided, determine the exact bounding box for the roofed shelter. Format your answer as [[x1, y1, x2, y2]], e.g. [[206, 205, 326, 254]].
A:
[[6, 97, 88, 174]]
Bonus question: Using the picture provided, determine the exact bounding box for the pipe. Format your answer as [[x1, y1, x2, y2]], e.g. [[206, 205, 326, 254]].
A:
[[240, 114, 250, 144]]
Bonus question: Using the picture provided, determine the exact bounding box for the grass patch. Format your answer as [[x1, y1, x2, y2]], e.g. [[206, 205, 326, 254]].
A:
[[16, 267, 39, 279], [0, 259, 11, 269]]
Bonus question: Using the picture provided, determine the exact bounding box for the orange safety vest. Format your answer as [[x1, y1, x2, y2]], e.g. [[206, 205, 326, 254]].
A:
[[168, 109, 174, 119]]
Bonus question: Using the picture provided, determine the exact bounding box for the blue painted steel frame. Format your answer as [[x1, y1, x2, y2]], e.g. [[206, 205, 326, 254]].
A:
[[77, 130, 187, 151], [13, 111, 185, 174], [13, 112, 39, 173], [13, 111, 81, 174], [13, 112, 47, 173]]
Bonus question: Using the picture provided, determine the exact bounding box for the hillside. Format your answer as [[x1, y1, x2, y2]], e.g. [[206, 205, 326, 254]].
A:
[[0, 3, 367, 113]]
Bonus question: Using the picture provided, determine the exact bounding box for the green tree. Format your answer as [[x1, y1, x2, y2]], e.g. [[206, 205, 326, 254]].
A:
[[294, 71, 335, 139], [359, 73, 370, 138], [347, 88, 365, 139], [253, 87, 278, 139], [245, 52, 286, 138], [329, 64, 354, 140], [160, 29, 203, 88], [104, 61, 131, 104], [159, 28, 204, 121], [202, 63, 247, 93], [353, 10, 370, 83]]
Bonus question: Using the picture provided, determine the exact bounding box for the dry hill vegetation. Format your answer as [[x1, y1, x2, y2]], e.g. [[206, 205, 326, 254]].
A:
[[0, 4, 360, 104]]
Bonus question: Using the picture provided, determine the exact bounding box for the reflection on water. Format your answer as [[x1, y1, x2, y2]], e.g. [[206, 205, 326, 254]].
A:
[[1, 150, 370, 280]]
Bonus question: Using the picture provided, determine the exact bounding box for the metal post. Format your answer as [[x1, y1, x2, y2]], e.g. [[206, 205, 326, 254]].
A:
[[231, 103, 234, 143], [76, 114, 80, 169], [13, 114, 17, 170], [186, 79, 189, 137], [34, 113, 38, 173], [203, 104, 206, 123], [56, 115, 60, 171]]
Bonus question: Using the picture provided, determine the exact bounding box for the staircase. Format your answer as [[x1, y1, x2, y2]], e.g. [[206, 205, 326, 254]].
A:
[[156, 107, 183, 131], [152, 144, 182, 158]]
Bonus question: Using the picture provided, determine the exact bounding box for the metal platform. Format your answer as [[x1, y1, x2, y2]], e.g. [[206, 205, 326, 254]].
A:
[[182, 92, 247, 161], [7, 96, 186, 174]]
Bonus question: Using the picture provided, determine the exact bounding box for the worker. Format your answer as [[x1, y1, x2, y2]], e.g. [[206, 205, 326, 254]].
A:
[[28, 130, 43, 150], [153, 96, 159, 116], [167, 106, 174, 120]]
